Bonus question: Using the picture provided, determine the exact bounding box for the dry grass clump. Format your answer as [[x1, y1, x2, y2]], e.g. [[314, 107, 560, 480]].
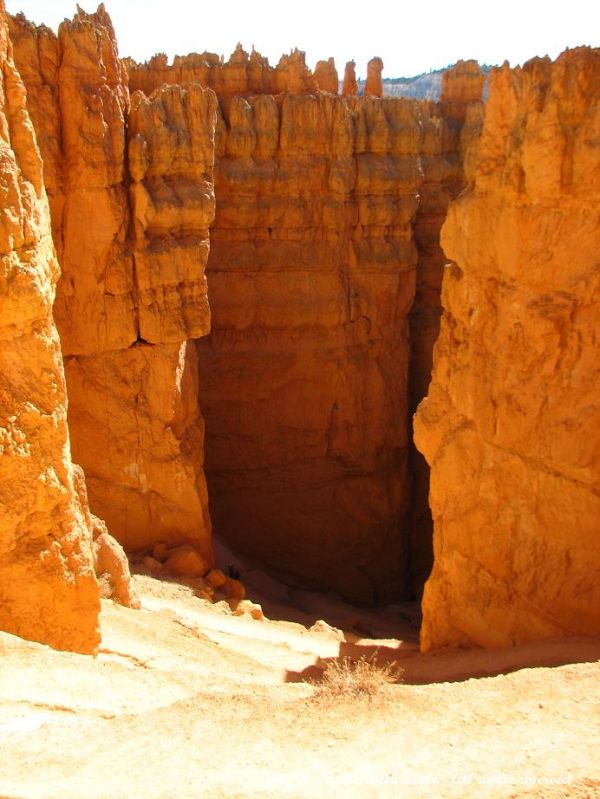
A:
[[312, 655, 404, 700]]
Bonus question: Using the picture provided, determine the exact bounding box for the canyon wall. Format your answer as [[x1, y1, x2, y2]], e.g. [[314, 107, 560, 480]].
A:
[[415, 47, 600, 649], [130, 48, 484, 603], [0, 1, 100, 653], [408, 61, 484, 593], [198, 94, 422, 603], [3, 2, 598, 655], [10, 7, 216, 562], [194, 72, 482, 604]]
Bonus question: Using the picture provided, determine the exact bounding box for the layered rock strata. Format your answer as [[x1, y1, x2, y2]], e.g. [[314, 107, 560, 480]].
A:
[[10, 7, 216, 562], [415, 47, 600, 649], [0, 1, 100, 653], [130, 45, 484, 603], [9, 7, 489, 611], [198, 93, 425, 603]]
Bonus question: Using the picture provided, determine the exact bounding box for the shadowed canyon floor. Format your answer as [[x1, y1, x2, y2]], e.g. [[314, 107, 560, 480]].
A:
[[1, 576, 599, 799]]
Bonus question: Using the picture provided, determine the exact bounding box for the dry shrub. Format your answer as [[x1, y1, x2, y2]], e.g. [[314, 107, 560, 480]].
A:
[[312, 654, 404, 700]]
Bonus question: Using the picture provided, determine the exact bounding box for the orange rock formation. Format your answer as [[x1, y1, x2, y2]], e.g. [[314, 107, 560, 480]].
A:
[[415, 47, 600, 650], [127, 47, 320, 98], [193, 64, 483, 604], [365, 57, 384, 97], [0, 1, 100, 653], [440, 58, 487, 122], [125, 36, 485, 604], [342, 61, 358, 96], [198, 93, 425, 604], [10, 7, 216, 563], [408, 61, 484, 593], [314, 57, 338, 93], [5, 0, 598, 658]]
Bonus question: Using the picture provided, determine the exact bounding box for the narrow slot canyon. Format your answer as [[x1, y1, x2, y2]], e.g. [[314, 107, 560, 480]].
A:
[[2, 1, 599, 660], [196, 68, 485, 608]]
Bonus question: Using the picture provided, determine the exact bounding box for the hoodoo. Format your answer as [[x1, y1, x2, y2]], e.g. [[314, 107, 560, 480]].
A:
[[342, 60, 358, 96], [365, 56, 384, 97]]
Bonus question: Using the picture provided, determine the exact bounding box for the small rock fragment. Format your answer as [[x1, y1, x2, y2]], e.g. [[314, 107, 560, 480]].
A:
[[152, 542, 169, 562], [309, 619, 344, 640], [142, 555, 163, 572], [223, 577, 246, 600], [206, 568, 227, 588], [164, 545, 209, 577], [233, 600, 264, 621]]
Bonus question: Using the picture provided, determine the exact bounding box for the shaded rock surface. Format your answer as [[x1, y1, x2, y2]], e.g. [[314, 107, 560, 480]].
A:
[[114, 31, 481, 604], [197, 68, 483, 604], [415, 47, 600, 650], [199, 92, 427, 604], [0, 0, 100, 653]]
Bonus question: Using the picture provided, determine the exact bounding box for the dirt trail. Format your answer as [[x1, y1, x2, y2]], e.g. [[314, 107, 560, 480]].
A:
[[0, 572, 599, 799]]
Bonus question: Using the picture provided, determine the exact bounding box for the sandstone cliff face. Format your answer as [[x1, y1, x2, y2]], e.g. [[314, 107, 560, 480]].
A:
[[147, 48, 483, 602], [415, 47, 600, 649], [198, 93, 424, 603], [11, 7, 216, 562], [127, 47, 321, 99], [0, 2, 100, 653], [408, 61, 484, 593]]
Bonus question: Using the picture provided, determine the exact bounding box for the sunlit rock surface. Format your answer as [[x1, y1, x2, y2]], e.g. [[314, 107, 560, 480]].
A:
[[415, 47, 600, 650], [0, 0, 100, 653], [11, 6, 216, 562]]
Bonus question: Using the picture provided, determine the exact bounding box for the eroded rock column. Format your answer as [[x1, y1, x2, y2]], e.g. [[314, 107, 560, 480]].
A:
[[0, 1, 100, 653], [415, 48, 600, 649]]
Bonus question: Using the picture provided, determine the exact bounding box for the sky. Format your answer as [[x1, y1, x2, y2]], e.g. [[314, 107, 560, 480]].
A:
[[5, 0, 600, 78]]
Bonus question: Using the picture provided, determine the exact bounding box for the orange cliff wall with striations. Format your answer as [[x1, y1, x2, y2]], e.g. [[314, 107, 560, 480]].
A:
[[8, 7, 485, 611], [0, 1, 100, 653], [126, 45, 443, 603], [5, 5, 598, 654], [128, 42, 484, 603], [415, 47, 600, 650], [10, 7, 216, 562], [408, 61, 485, 594], [195, 70, 482, 603], [198, 93, 425, 604]]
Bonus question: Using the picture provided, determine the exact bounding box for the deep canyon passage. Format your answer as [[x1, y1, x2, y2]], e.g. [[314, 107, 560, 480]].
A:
[[0, 1, 598, 656]]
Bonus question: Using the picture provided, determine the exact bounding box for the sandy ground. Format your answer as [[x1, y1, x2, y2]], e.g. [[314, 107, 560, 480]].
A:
[[1, 565, 599, 799]]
